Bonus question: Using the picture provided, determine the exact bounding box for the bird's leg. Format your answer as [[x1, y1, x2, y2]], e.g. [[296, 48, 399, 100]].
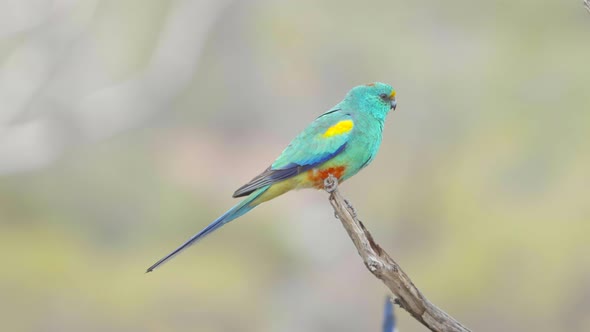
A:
[[324, 175, 340, 219], [323, 174, 338, 193]]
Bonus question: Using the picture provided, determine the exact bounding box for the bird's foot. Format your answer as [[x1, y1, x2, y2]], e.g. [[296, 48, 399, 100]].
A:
[[344, 199, 357, 218], [323, 174, 339, 193]]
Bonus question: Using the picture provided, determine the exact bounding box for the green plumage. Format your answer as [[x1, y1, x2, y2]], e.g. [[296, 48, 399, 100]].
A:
[[147, 82, 397, 272]]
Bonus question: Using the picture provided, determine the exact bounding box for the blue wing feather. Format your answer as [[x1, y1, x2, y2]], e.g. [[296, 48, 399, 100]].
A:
[[232, 110, 352, 197]]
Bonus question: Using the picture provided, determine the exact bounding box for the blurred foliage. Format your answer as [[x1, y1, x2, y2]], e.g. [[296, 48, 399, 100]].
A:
[[0, 0, 589, 331]]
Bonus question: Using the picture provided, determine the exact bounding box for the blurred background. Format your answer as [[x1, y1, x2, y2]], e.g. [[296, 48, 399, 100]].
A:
[[1, 0, 589, 331]]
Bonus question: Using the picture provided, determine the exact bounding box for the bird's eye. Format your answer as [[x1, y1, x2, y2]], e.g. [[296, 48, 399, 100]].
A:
[[379, 93, 388, 101]]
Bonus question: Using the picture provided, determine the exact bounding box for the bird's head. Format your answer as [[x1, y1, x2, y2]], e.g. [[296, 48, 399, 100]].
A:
[[344, 82, 397, 120]]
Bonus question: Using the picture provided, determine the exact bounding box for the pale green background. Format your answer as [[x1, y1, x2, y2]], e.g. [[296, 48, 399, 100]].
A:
[[1, 0, 589, 331]]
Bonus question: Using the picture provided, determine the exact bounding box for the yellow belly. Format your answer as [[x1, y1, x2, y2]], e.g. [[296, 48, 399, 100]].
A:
[[249, 164, 347, 205]]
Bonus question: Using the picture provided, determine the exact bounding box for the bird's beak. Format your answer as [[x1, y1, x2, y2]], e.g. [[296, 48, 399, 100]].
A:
[[390, 98, 397, 111]]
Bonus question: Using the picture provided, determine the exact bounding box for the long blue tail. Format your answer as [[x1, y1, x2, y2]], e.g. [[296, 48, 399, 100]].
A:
[[146, 186, 270, 272]]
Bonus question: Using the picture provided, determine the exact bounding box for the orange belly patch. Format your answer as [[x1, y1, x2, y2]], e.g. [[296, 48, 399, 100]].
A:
[[307, 166, 346, 188]]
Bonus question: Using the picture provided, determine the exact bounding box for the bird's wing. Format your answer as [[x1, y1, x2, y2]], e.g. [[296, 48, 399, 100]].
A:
[[233, 110, 353, 197]]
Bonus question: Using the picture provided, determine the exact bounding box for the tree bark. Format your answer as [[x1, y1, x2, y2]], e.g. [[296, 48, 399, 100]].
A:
[[324, 175, 471, 332]]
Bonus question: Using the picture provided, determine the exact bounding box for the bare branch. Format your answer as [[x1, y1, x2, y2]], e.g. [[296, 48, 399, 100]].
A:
[[324, 175, 471, 332], [585, 0, 590, 13]]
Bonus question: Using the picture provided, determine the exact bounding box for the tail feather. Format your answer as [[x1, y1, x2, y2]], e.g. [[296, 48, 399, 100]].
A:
[[146, 186, 269, 273]]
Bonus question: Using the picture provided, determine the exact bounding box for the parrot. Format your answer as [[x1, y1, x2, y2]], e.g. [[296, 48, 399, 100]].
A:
[[146, 82, 397, 272]]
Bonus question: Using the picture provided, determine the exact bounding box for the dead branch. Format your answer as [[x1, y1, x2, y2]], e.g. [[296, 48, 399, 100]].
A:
[[324, 175, 471, 332]]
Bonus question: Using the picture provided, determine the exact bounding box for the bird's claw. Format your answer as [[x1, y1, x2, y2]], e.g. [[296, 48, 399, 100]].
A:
[[323, 175, 338, 193]]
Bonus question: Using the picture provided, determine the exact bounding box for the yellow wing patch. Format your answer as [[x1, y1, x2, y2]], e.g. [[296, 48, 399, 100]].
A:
[[322, 120, 354, 138]]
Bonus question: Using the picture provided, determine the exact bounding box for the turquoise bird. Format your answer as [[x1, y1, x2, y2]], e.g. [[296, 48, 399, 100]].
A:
[[147, 82, 397, 272]]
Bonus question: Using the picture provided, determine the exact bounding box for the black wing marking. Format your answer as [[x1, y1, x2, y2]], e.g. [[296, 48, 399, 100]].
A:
[[232, 143, 347, 198], [232, 165, 306, 198]]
